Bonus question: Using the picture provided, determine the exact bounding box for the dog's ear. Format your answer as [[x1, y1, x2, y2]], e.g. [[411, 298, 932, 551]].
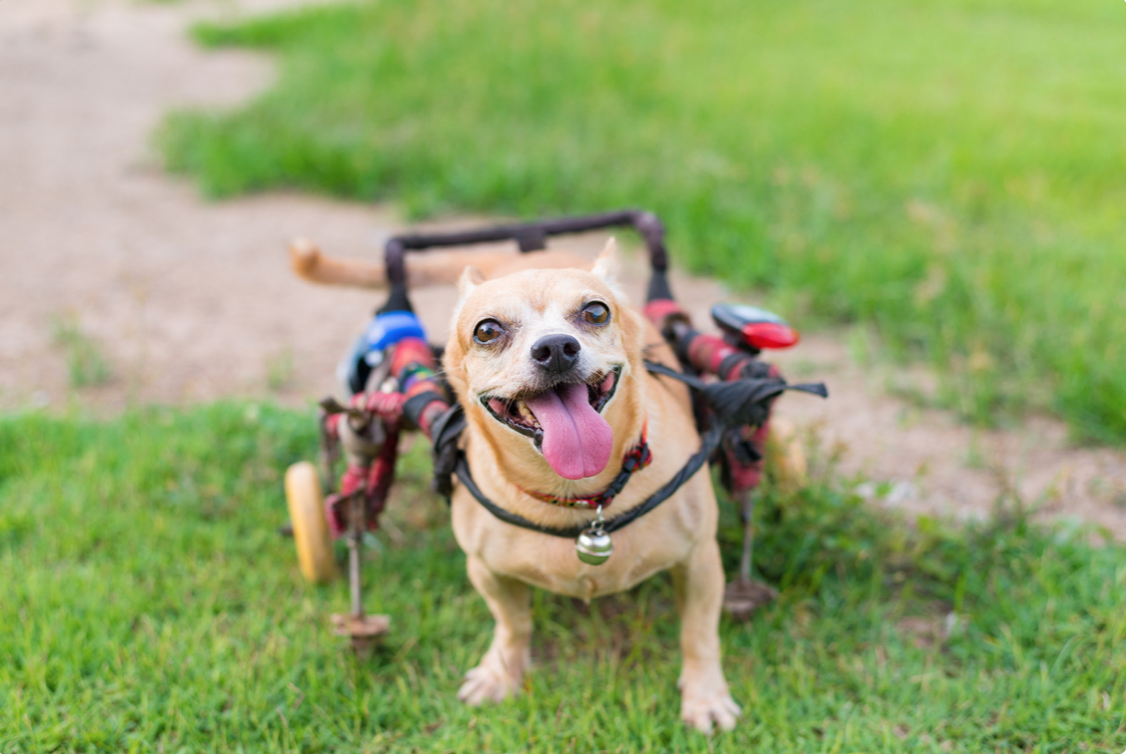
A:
[[591, 238, 621, 283], [452, 265, 486, 333], [591, 238, 628, 301], [458, 265, 486, 295]]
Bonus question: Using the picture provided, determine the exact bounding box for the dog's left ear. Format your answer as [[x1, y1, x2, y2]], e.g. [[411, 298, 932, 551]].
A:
[[591, 238, 625, 298], [458, 265, 486, 296]]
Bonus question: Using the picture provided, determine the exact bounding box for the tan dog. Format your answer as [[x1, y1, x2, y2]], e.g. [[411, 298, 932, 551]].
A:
[[295, 238, 740, 732]]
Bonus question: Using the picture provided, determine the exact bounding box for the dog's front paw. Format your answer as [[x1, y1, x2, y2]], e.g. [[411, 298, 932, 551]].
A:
[[680, 684, 741, 734], [457, 654, 522, 706]]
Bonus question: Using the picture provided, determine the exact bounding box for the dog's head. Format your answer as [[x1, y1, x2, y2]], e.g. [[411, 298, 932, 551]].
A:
[[443, 240, 644, 482]]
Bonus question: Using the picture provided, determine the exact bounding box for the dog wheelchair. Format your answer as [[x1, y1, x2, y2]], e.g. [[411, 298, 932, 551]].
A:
[[282, 209, 827, 654]]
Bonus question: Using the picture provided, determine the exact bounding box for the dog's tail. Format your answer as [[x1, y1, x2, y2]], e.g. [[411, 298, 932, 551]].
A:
[[290, 238, 460, 289]]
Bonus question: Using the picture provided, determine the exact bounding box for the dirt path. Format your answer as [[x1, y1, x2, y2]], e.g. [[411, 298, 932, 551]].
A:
[[4, 0, 1125, 537]]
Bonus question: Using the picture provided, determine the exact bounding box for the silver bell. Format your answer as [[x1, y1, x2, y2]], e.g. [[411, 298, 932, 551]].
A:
[[576, 525, 613, 566]]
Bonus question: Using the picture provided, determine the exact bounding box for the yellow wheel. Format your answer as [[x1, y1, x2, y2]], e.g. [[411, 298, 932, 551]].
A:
[[765, 417, 808, 492], [285, 461, 336, 583]]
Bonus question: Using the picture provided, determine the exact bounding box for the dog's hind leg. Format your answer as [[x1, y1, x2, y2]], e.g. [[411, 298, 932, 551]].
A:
[[672, 538, 742, 733], [457, 556, 533, 705]]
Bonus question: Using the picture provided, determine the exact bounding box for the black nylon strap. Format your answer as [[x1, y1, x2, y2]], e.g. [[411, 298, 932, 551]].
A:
[[645, 359, 827, 428], [598, 442, 647, 500], [430, 404, 466, 452], [645, 359, 827, 399], [431, 404, 466, 500], [453, 425, 723, 539]]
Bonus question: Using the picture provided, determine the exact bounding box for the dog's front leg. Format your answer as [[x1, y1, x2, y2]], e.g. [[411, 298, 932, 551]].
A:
[[672, 538, 741, 733], [458, 556, 533, 705]]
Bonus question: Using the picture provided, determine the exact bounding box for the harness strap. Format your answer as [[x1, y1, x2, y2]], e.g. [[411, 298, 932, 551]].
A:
[[453, 425, 723, 539], [430, 404, 467, 499], [644, 359, 828, 428]]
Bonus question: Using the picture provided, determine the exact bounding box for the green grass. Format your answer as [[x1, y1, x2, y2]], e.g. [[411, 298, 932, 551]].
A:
[[158, 0, 1126, 443], [2, 404, 1124, 751]]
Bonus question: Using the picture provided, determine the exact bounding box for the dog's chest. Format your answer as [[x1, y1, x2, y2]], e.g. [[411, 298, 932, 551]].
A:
[[498, 534, 681, 598]]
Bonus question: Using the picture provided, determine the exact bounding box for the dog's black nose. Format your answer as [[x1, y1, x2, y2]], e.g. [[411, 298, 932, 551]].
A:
[[530, 333, 581, 374]]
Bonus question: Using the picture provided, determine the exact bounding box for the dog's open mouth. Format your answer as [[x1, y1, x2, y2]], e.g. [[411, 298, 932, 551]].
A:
[[481, 366, 621, 480], [483, 367, 621, 438]]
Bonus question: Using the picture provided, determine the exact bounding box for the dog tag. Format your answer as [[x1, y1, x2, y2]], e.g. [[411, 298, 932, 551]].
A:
[[575, 505, 613, 566], [576, 525, 613, 565]]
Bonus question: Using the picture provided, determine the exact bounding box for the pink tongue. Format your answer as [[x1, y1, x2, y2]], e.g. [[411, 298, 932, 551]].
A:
[[525, 383, 613, 480]]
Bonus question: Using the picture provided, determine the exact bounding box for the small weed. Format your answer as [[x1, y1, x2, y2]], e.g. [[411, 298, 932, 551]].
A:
[[50, 312, 112, 388], [962, 431, 986, 470], [265, 347, 295, 392]]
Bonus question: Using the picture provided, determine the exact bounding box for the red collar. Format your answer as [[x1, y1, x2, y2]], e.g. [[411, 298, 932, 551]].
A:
[[520, 424, 652, 509]]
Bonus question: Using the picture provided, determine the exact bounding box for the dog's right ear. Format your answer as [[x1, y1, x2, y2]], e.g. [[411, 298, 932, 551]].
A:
[[453, 266, 486, 319], [444, 269, 481, 392]]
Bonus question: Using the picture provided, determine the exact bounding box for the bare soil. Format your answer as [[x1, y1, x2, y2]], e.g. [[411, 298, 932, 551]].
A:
[[4, 0, 1124, 537]]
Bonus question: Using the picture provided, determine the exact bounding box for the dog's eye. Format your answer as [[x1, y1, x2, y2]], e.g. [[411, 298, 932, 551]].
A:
[[581, 302, 610, 325], [473, 320, 505, 344]]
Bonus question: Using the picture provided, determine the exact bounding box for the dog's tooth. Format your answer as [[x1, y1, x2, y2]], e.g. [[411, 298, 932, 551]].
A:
[[519, 401, 542, 428], [517, 400, 534, 421]]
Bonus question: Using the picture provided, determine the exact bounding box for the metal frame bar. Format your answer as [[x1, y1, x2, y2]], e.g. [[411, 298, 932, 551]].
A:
[[379, 209, 673, 313]]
